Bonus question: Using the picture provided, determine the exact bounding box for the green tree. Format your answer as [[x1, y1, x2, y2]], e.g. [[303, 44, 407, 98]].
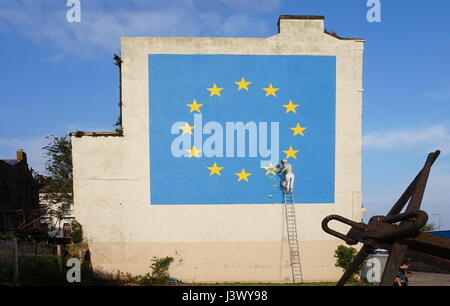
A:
[[40, 135, 73, 231], [334, 245, 361, 281]]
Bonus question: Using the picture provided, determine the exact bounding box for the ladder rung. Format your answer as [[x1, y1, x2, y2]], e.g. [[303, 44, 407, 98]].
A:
[[284, 196, 302, 284]]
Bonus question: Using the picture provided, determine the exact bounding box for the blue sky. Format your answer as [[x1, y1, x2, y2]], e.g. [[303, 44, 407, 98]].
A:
[[0, 0, 449, 228]]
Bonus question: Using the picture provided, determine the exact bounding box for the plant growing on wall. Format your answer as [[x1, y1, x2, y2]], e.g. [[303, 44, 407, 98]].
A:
[[138, 256, 174, 285]]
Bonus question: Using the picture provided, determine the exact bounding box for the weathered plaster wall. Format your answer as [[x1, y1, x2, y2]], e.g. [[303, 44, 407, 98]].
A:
[[71, 16, 364, 282]]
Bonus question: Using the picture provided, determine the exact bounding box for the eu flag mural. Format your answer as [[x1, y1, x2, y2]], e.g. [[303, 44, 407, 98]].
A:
[[149, 54, 336, 205]]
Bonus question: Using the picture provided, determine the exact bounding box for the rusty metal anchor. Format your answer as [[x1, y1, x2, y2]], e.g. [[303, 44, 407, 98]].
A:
[[322, 150, 450, 286]]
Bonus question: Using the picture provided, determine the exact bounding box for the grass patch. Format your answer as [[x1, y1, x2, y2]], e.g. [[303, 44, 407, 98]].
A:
[[189, 280, 369, 286]]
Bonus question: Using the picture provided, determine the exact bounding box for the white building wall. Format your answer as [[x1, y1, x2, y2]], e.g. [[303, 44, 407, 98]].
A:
[[71, 16, 364, 282]]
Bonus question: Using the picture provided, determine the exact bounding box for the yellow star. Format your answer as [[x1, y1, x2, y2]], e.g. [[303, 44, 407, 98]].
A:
[[282, 100, 299, 114], [283, 146, 299, 159], [186, 146, 202, 158], [187, 99, 203, 113], [262, 83, 279, 97], [207, 162, 223, 176], [207, 83, 224, 97], [290, 123, 307, 136], [179, 122, 195, 135], [235, 168, 252, 182], [234, 77, 252, 91], [261, 162, 277, 176]]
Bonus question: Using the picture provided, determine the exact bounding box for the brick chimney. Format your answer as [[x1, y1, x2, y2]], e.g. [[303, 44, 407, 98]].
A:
[[16, 149, 27, 163]]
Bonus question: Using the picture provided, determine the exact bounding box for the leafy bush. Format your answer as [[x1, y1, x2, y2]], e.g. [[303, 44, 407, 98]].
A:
[[334, 245, 361, 281], [0, 232, 13, 240], [19, 255, 66, 285], [334, 245, 357, 270], [0, 263, 9, 284], [70, 220, 83, 243], [138, 256, 174, 286]]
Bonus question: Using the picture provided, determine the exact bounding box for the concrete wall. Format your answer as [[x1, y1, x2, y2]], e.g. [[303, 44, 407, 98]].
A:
[[71, 16, 364, 283]]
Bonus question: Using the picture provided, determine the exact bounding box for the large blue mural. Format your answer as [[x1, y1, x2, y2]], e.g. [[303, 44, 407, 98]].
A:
[[149, 54, 336, 205]]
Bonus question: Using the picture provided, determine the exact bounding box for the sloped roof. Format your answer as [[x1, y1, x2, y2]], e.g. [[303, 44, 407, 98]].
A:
[[0, 159, 20, 166]]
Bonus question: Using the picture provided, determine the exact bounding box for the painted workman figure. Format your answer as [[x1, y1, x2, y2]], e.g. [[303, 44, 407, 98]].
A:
[[277, 159, 295, 193]]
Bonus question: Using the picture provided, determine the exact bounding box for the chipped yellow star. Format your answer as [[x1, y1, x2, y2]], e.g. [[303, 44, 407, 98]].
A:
[[283, 146, 299, 159], [235, 168, 252, 182], [186, 146, 202, 158], [282, 100, 299, 114], [235, 77, 252, 91], [187, 99, 203, 113], [263, 83, 279, 97], [207, 162, 223, 176], [207, 83, 224, 97], [179, 122, 195, 135], [290, 123, 307, 136], [261, 162, 277, 176]]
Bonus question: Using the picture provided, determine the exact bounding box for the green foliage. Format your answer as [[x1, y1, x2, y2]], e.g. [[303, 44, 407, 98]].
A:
[[74, 131, 84, 137], [420, 223, 437, 232], [18, 255, 67, 285], [41, 135, 73, 230], [115, 128, 124, 136], [334, 245, 361, 280], [70, 220, 83, 244], [15, 231, 58, 246], [138, 256, 174, 286], [0, 232, 14, 240], [0, 263, 9, 284], [66, 241, 88, 258], [43, 135, 73, 185]]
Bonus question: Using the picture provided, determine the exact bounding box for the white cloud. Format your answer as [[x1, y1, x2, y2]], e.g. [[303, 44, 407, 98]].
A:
[[363, 124, 450, 228], [363, 124, 450, 154], [0, 0, 280, 57]]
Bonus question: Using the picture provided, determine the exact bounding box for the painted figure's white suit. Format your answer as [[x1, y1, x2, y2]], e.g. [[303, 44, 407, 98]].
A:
[[278, 161, 294, 193]]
